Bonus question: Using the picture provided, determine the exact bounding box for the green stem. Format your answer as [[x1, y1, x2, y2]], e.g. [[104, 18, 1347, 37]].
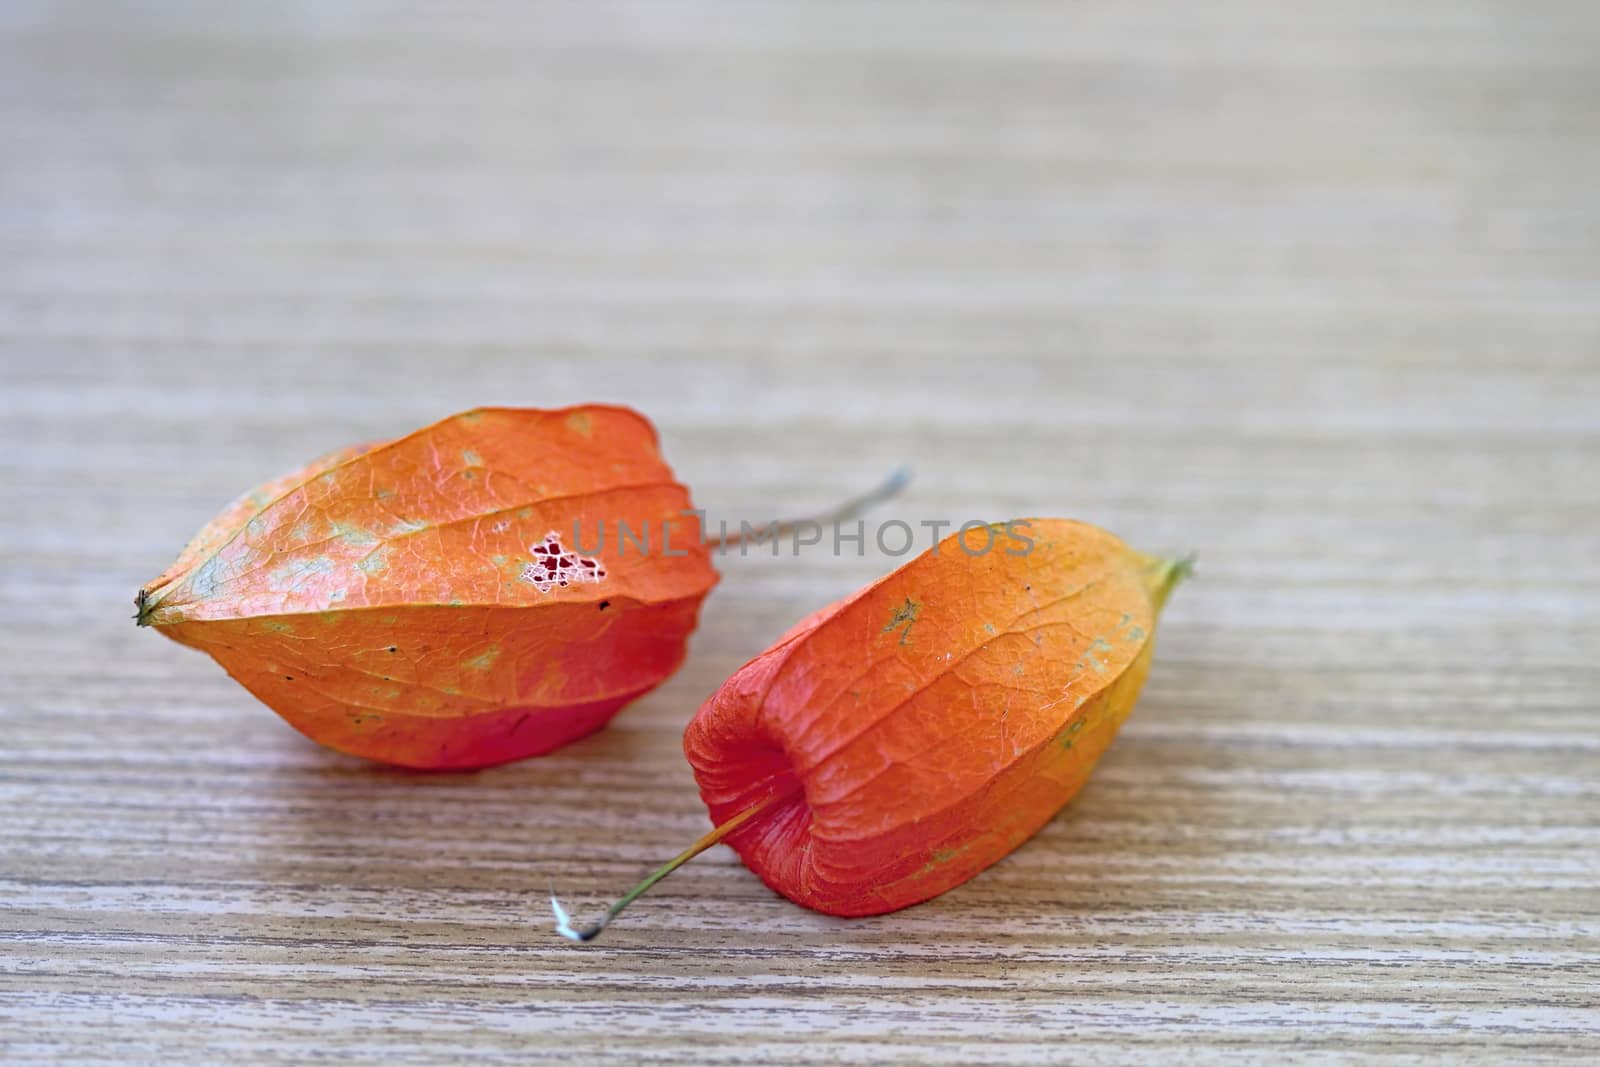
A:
[[552, 788, 794, 943], [1149, 553, 1197, 614]]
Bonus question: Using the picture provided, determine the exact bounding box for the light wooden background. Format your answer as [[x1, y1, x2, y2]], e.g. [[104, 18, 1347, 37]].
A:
[[3, 2, 1598, 1063]]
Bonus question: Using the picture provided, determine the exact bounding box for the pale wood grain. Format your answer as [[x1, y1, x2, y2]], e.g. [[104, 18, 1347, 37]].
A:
[[3, 1, 1599, 1063]]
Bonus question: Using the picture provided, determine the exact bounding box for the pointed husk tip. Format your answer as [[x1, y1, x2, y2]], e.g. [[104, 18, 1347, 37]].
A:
[[133, 587, 156, 627]]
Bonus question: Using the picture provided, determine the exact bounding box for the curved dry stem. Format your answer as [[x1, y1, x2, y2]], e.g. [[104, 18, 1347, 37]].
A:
[[707, 466, 912, 550], [552, 789, 794, 943]]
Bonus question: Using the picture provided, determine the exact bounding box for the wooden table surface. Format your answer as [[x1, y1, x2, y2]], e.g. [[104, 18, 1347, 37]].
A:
[[4, 2, 1598, 1063]]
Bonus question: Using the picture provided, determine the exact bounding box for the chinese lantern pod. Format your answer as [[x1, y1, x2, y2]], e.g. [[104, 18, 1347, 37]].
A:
[[684, 519, 1183, 917], [137, 405, 718, 769]]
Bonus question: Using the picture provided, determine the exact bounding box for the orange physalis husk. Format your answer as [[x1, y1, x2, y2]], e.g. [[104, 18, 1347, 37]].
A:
[[136, 405, 718, 769], [554, 518, 1188, 939]]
